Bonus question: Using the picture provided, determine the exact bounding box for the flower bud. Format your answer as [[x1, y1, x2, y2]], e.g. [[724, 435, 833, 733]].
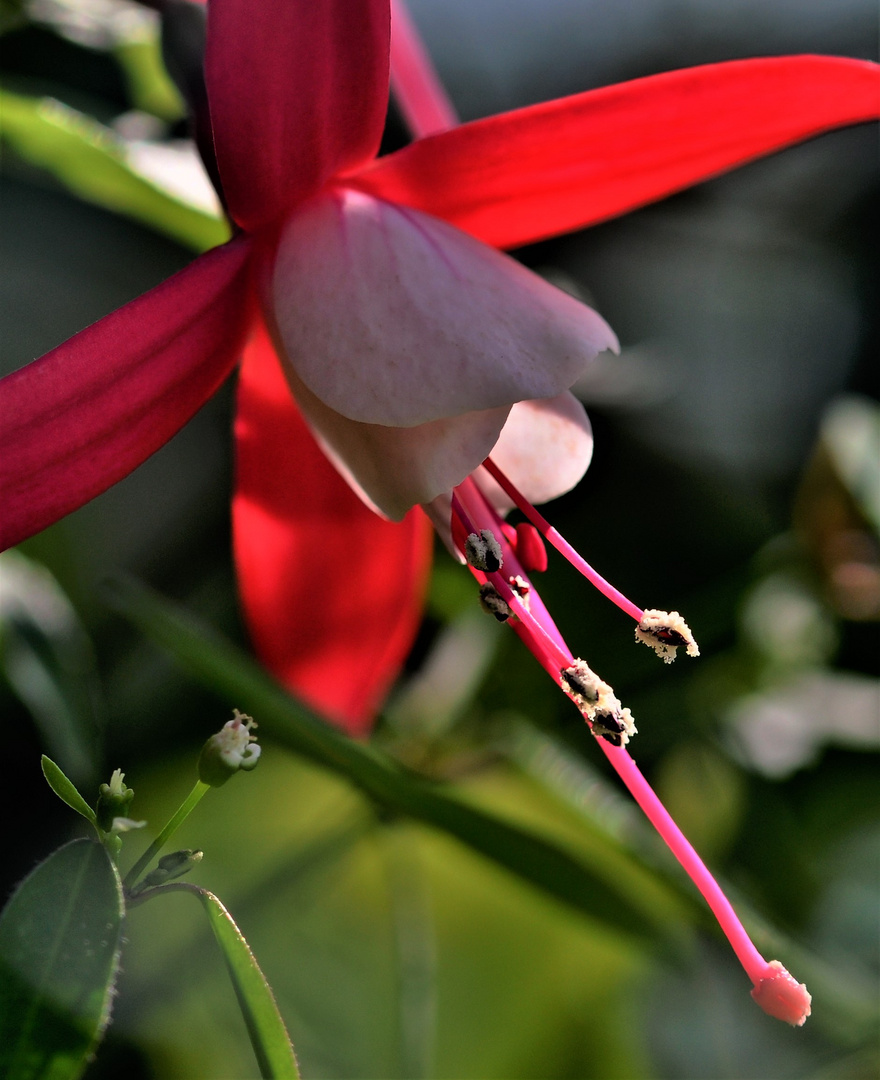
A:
[[198, 709, 261, 787], [96, 769, 135, 831], [131, 849, 203, 893]]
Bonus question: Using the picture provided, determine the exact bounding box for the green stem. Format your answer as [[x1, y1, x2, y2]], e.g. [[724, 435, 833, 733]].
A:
[[122, 780, 210, 889]]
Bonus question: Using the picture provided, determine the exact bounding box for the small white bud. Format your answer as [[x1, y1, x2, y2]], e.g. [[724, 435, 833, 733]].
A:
[[198, 709, 261, 787]]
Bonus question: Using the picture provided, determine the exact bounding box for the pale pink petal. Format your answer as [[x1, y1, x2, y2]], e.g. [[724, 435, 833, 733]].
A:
[[473, 392, 594, 513], [271, 189, 618, 428], [280, 359, 510, 520]]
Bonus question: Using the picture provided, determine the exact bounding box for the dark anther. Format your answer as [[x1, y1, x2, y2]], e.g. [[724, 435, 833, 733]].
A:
[[599, 731, 623, 747], [593, 709, 625, 734], [560, 668, 599, 702], [653, 627, 688, 647], [479, 583, 511, 622], [465, 530, 503, 573]]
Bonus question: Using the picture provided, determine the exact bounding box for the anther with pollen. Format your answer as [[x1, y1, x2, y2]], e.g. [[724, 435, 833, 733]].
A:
[[636, 608, 700, 663], [479, 582, 511, 621], [560, 660, 637, 747], [481, 456, 699, 660], [465, 528, 503, 572]]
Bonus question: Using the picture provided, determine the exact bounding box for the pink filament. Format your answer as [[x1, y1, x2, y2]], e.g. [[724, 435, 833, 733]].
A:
[[390, 0, 459, 138], [482, 458, 644, 622], [449, 477, 780, 999]]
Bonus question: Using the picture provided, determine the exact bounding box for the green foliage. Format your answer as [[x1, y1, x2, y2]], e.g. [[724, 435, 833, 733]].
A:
[[0, 91, 228, 252], [182, 885, 300, 1079], [0, 840, 124, 1080], [0, 553, 101, 787], [105, 574, 696, 948], [39, 756, 97, 829], [113, 38, 184, 122]]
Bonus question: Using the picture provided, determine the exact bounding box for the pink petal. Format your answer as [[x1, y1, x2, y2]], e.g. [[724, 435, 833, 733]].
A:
[[390, 0, 458, 138], [271, 189, 618, 427], [474, 393, 594, 512], [425, 393, 592, 558], [233, 319, 433, 734], [0, 238, 253, 550], [206, 0, 391, 232], [351, 55, 880, 249], [279, 352, 512, 521]]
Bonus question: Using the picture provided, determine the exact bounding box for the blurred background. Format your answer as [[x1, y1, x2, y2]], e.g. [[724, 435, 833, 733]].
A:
[[1, 0, 878, 1077]]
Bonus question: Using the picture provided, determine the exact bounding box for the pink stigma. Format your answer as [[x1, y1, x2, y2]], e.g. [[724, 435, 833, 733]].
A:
[[751, 962, 812, 1026], [450, 462, 810, 1022]]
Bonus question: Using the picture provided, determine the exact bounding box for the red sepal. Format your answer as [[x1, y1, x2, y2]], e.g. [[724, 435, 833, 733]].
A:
[[233, 318, 433, 735]]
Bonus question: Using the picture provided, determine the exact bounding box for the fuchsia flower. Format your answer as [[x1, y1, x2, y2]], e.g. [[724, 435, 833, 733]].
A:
[[2, 0, 876, 732], [0, 0, 878, 1019]]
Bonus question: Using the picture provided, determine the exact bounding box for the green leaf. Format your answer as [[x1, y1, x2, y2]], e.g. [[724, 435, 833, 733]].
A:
[[104, 575, 695, 947], [0, 839, 125, 1080], [40, 756, 97, 828], [113, 38, 185, 122], [0, 551, 101, 788], [0, 0, 25, 36], [0, 91, 229, 253], [187, 886, 300, 1079]]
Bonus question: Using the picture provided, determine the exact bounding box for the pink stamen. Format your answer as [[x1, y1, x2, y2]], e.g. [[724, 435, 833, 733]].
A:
[[515, 521, 549, 573], [451, 489, 570, 674], [390, 0, 459, 139], [457, 478, 569, 660], [482, 457, 645, 622], [449, 476, 810, 1023]]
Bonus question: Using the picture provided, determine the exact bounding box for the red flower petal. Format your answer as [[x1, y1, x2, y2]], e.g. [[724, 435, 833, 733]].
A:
[[0, 238, 253, 551], [352, 55, 880, 249], [206, 0, 391, 233], [233, 318, 433, 736]]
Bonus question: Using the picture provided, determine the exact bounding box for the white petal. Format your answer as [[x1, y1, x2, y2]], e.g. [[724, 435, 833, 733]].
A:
[[283, 362, 510, 521], [474, 393, 594, 512], [272, 188, 618, 428]]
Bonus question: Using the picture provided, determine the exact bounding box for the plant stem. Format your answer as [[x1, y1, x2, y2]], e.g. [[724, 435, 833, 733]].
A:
[[122, 779, 210, 890]]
